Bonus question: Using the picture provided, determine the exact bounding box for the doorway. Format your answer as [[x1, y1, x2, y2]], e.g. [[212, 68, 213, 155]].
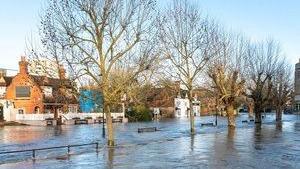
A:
[[0, 104, 4, 121]]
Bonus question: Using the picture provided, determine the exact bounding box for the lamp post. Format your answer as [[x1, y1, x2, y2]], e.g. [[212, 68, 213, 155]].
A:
[[215, 98, 218, 126], [96, 103, 105, 138], [102, 109, 105, 138]]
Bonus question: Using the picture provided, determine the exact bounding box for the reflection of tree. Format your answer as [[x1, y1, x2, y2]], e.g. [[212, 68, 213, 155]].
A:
[[227, 127, 235, 149], [53, 125, 62, 136], [107, 148, 115, 169], [253, 124, 262, 150], [275, 122, 282, 132], [190, 135, 195, 151]]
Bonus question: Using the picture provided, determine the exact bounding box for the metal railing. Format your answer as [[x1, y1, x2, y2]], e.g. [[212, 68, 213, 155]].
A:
[[0, 142, 99, 159]]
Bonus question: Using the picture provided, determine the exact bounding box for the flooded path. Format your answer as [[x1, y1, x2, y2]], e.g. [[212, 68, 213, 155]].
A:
[[0, 114, 300, 169]]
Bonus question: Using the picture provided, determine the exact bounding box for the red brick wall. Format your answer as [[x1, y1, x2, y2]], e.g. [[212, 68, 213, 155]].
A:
[[5, 73, 44, 114]]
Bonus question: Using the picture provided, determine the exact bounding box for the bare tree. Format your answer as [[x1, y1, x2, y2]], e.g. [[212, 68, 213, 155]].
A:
[[245, 39, 281, 123], [41, 0, 157, 146], [26, 37, 79, 120], [207, 34, 247, 127], [271, 61, 293, 121], [158, 0, 222, 134]]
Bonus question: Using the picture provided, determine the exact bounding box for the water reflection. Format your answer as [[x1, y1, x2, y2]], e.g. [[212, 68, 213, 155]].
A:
[[190, 135, 194, 151], [0, 114, 300, 169], [107, 148, 115, 169], [276, 122, 282, 131], [227, 127, 235, 149]]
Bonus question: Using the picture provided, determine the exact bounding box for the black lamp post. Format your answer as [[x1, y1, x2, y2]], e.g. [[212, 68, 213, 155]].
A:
[[215, 98, 218, 126], [96, 103, 105, 138], [102, 109, 105, 138]]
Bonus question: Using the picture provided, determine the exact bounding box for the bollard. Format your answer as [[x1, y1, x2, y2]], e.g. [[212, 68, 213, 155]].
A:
[[67, 145, 70, 155], [96, 143, 99, 152], [32, 149, 36, 159]]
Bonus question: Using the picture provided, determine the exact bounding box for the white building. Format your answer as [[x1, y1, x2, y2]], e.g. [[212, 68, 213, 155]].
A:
[[174, 98, 189, 117], [174, 95, 201, 118], [28, 59, 60, 78], [0, 100, 17, 121]]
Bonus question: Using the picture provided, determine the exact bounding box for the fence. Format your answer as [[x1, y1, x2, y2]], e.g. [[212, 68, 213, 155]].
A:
[[0, 142, 99, 159], [16, 112, 125, 121]]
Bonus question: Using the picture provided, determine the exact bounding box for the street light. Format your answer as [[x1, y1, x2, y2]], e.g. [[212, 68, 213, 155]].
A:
[[96, 103, 105, 138], [102, 108, 105, 138], [215, 98, 218, 126]]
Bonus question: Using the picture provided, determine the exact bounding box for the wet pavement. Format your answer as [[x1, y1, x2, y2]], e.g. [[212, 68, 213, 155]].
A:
[[0, 113, 300, 169]]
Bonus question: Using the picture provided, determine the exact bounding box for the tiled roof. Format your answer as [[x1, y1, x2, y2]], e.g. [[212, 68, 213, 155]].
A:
[[0, 77, 13, 87], [31, 75, 73, 89]]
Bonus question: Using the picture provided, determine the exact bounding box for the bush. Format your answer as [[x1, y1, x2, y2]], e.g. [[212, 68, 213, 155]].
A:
[[126, 105, 152, 122]]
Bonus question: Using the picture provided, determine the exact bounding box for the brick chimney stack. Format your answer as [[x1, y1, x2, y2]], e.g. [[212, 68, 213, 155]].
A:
[[19, 56, 28, 74], [59, 64, 66, 79]]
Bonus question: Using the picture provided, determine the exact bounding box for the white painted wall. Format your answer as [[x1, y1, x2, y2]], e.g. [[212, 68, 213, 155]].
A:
[[174, 98, 189, 118], [0, 87, 6, 98], [16, 112, 125, 121], [0, 99, 17, 121], [174, 98, 201, 118]]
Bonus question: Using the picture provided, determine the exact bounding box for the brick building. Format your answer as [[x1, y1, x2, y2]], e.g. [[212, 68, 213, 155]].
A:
[[0, 56, 78, 119], [146, 81, 216, 118]]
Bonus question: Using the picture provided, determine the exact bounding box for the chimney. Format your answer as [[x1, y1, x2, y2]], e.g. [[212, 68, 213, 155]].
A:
[[0, 70, 5, 85], [0, 69, 7, 77], [19, 56, 28, 74], [59, 64, 66, 79]]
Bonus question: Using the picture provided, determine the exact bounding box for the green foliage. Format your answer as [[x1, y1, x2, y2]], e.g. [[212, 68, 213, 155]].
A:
[[126, 105, 152, 122]]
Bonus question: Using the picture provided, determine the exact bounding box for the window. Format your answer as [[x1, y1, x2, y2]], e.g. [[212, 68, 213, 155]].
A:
[[42, 86, 53, 97], [16, 86, 31, 98], [34, 106, 40, 114], [68, 105, 77, 113], [18, 109, 24, 114]]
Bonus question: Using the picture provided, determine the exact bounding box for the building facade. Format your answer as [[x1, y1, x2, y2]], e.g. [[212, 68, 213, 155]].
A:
[[79, 88, 103, 113], [28, 59, 60, 78], [0, 57, 78, 121], [147, 81, 211, 118]]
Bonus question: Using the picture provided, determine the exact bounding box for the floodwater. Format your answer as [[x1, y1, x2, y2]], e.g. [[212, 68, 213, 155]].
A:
[[0, 113, 300, 169]]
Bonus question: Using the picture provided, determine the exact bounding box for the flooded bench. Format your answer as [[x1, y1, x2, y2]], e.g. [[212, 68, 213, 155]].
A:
[[138, 127, 157, 133]]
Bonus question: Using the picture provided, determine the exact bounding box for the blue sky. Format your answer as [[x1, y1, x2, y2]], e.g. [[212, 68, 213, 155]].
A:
[[0, 0, 299, 71]]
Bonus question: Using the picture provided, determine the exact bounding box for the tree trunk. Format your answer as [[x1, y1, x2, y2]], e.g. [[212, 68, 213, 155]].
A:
[[54, 107, 58, 120], [254, 109, 262, 123], [189, 99, 195, 134], [254, 102, 262, 123], [188, 90, 195, 135], [247, 104, 254, 118], [276, 106, 282, 121], [226, 103, 236, 128], [105, 104, 114, 146]]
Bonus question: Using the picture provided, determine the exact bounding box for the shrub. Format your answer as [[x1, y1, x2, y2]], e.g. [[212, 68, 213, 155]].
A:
[[126, 105, 152, 122]]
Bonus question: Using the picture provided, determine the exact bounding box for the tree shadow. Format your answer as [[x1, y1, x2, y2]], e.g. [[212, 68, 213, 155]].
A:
[[275, 121, 282, 132], [227, 127, 235, 149], [190, 134, 195, 151], [107, 147, 115, 169]]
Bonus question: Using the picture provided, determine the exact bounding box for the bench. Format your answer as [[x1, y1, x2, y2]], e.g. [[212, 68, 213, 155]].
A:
[[74, 119, 88, 125], [201, 123, 215, 126], [138, 127, 157, 133], [112, 118, 122, 123], [46, 120, 53, 126]]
